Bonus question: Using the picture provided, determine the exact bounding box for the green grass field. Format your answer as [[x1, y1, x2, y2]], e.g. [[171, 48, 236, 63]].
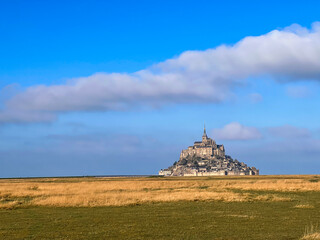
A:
[[0, 176, 320, 239]]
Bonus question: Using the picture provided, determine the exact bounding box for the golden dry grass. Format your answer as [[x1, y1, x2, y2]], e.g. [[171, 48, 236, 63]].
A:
[[294, 204, 315, 209], [0, 175, 318, 208], [301, 225, 320, 240], [226, 214, 255, 219], [301, 233, 320, 240], [215, 176, 320, 192]]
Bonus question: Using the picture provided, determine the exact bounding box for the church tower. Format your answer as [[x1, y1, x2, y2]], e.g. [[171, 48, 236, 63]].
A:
[[202, 123, 208, 142]]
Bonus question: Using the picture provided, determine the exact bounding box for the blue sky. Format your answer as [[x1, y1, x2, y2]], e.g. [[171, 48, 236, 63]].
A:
[[1, 0, 320, 177]]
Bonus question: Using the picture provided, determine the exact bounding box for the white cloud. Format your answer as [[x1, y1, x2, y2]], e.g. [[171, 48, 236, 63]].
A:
[[2, 22, 320, 123], [249, 93, 263, 103], [286, 85, 311, 98], [46, 134, 142, 154], [212, 122, 262, 140], [267, 125, 311, 139], [0, 110, 56, 123]]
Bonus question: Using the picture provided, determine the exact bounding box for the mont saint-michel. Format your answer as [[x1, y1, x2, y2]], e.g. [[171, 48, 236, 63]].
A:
[[159, 126, 259, 176]]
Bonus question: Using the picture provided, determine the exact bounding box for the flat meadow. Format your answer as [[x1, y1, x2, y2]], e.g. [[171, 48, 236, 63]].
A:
[[1, 175, 320, 239]]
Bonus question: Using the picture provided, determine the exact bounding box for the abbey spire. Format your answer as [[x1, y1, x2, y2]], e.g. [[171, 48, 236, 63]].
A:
[[202, 123, 208, 142]]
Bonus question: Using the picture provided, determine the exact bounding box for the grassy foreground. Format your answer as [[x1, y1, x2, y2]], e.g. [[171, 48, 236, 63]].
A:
[[0, 175, 320, 239]]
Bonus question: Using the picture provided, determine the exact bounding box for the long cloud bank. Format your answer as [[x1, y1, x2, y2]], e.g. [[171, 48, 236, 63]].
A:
[[1, 22, 320, 123]]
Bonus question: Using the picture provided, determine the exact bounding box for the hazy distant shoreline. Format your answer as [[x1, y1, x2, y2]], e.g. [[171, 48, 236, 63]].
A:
[[0, 175, 155, 180]]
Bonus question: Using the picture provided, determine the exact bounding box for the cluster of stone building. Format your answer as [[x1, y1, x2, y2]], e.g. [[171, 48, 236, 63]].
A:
[[159, 125, 259, 176]]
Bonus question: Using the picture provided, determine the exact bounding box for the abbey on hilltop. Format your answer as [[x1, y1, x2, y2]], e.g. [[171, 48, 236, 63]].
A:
[[159, 125, 259, 176]]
